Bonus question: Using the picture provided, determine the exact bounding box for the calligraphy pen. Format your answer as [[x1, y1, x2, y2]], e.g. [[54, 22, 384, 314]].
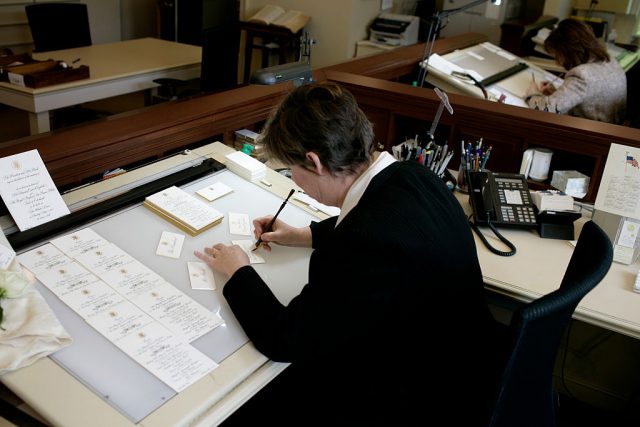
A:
[[252, 188, 296, 251]]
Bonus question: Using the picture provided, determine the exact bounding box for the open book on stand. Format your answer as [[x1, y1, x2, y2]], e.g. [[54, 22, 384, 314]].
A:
[[248, 4, 310, 33]]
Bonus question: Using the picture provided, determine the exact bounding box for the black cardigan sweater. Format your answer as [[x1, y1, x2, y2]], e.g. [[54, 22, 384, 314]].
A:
[[224, 161, 498, 425]]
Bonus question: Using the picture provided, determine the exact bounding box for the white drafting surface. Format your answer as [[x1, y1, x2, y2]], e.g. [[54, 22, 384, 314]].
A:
[[594, 143, 640, 220], [0, 149, 70, 231], [15, 169, 317, 423]]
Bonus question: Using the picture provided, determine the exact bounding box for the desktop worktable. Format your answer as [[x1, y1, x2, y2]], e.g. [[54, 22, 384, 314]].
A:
[[424, 41, 561, 107], [0, 38, 201, 135], [1, 142, 639, 425]]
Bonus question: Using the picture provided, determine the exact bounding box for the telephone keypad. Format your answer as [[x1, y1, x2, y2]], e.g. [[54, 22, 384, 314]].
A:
[[499, 205, 536, 224]]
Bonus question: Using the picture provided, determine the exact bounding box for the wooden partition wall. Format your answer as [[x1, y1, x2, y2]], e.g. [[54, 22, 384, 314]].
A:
[[1, 32, 638, 202]]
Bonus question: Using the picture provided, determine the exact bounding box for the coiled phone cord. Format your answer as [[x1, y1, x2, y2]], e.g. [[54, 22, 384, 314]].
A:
[[468, 214, 517, 257]]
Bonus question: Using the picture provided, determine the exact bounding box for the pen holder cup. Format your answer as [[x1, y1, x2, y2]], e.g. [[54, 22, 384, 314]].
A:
[[457, 163, 468, 193], [461, 168, 489, 194]]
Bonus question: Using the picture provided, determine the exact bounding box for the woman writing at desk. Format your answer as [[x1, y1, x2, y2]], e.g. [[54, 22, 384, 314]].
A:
[[196, 83, 499, 425], [524, 18, 627, 124]]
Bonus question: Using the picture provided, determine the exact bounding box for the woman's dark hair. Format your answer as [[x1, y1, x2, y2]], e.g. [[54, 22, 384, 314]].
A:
[[260, 82, 375, 175], [544, 19, 610, 70]]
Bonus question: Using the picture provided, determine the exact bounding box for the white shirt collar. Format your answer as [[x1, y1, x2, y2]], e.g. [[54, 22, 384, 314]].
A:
[[335, 151, 396, 226]]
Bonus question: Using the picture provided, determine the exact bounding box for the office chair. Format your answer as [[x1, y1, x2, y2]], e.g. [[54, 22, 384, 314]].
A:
[[25, 3, 92, 52], [487, 220, 613, 427], [153, 24, 240, 102]]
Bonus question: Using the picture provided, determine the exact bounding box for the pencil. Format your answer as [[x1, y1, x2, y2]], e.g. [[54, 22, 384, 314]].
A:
[[252, 188, 296, 251]]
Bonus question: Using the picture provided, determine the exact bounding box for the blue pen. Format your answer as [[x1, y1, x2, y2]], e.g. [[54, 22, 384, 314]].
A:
[[481, 146, 492, 170]]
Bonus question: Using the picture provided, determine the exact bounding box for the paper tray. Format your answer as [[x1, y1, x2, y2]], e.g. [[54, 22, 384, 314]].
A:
[[1, 59, 89, 88]]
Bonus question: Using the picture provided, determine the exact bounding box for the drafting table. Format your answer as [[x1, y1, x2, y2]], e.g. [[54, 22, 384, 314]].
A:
[[0, 142, 326, 426], [2, 142, 640, 426]]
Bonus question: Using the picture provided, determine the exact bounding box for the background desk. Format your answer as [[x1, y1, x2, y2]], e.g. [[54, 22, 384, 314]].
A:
[[0, 38, 201, 135], [240, 21, 302, 84], [425, 42, 560, 107], [454, 190, 640, 340]]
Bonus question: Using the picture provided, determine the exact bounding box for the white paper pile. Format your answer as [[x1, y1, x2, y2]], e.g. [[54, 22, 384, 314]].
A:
[[551, 170, 590, 199], [531, 190, 574, 212], [225, 151, 266, 182]]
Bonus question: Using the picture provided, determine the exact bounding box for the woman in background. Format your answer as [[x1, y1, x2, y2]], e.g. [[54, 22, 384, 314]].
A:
[[525, 18, 626, 124]]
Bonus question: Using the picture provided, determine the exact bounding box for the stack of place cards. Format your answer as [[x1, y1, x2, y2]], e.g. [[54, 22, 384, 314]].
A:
[[225, 151, 266, 182], [144, 186, 224, 236]]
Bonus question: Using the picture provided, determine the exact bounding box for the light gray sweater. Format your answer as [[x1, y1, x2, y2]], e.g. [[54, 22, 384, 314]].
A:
[[526, 59, 627, 124]]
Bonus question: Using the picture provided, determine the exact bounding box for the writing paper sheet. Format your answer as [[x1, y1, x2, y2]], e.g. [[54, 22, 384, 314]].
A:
[[0, 149, 70, 231], [594, 143, 640, 220]]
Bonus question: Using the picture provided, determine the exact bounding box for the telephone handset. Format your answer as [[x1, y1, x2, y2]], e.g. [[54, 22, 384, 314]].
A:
[[467, 171, 538, 256]]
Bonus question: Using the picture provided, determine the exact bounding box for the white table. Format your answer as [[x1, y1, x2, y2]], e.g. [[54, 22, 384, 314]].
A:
[[0, 38, 201, 134]]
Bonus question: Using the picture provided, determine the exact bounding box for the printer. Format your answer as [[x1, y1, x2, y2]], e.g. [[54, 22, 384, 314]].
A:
[[369, 12, 419, 46]]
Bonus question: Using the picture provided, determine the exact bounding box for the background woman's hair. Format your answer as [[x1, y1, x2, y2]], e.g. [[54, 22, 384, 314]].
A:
[[260, 82, 375, 175], [544, 18, 610, 70]]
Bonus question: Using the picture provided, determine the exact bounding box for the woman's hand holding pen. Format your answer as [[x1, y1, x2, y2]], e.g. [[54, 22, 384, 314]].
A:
[[253, 216, 312, 251], [526, 76, 556, 98], [539, 80, 556, 95], [525, 79, 541, 97], [194, 243, 249, 279]]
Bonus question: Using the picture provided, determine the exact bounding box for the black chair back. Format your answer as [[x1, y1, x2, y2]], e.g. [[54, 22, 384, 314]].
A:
[[488, 220, 613, 427], [200, 23, 240, 93], [25, 3, 92, 52]]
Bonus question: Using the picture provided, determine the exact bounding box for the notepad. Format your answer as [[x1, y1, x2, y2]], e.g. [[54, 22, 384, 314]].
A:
[[144, 186, 224, 236]]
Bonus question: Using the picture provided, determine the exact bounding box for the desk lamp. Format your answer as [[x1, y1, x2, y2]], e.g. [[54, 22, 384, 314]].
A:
[[417, 0, 502, 87], [250, 32, 315, 86]]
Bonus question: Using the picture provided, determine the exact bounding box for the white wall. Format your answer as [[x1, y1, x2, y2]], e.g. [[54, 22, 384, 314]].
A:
[[543, 0, 573, 19], [437, 0, 507, 45], [243, 0, 382, 68], [84, 0, 121, 43], [120, 0, 157, 40]]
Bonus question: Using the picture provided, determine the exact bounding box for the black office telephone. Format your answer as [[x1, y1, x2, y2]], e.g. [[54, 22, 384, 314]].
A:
[[467, 171, 538, 256]]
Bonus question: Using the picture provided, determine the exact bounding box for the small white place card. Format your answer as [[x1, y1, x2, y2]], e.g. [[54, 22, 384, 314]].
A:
[[0, 149, 71, 231], [155, 231, 185, 259], [187, 261, 216, 290], [228, 212, 252, 236], [196, 182, 233, 202], [232, 240, 265, 264]]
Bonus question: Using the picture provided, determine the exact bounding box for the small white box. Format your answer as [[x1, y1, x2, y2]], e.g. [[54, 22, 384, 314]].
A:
[[550, 170, 590, 199]]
